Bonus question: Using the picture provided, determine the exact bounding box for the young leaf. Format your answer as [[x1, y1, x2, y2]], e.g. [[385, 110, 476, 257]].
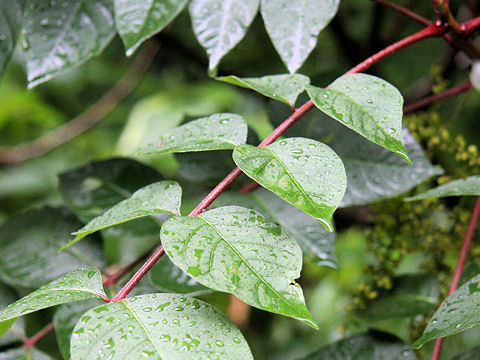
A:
[[216, 190, 337, 268], [406, 175, 480, 201], [0, 207, 103, 289], [218, 74, 310, 107], [301, 331, 416, 359], [0, 1, 22, 77], [0, 347, 52, 360], [413, 272, 480, 348], [114, 0, 188, 56], [261, 0, 339, 73], [70, 293, 253, 359], [189, 0, 260, 73], [161, 206, 318, 328], [233, 137, 347, 231], [23, 0, 116, 87], [139, 113, 248, 155], [0, 268, 107, 335], [63, 181, 181, 250], [307, 74, 411, 162]]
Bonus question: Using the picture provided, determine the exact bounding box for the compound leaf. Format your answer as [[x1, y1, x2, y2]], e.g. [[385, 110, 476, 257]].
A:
[[406, 175, 480, 201], [233, 137, 346, 231], [161, 206, 318, 328], [70, 293, 253, 360]]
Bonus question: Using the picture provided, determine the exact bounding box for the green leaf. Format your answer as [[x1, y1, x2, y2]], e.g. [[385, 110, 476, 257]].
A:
[[233, 137, 347, 231], [406, 175, 480, 201], [149, 255, 211, 295], [355, 273, 439, 322], [54, 300, 101, 359], [0, 1, 22, 77], [301, 331, 416, 359], [450, 345, 480, 360], [0, 268, 107, 335], [189, 0, 260, 73], [114, 0, 188, 56], [0, 283, 24, 346], [413, 272, 480, 348], [161, 206, 318, 328], [216, 189, 337, 268], [261, 0, 339, 73], [63, 181, 181, 250], [139, 113, 248, 155], [0, 347, 53, 360], [59, 158, 163, 223], [218, 74, 310, 107], [70, 293, 253, 359], [23, 0, 116, 87], [307, 74, 411, 162], [0, 207, 103, 289], [176, 150, 236, 185]]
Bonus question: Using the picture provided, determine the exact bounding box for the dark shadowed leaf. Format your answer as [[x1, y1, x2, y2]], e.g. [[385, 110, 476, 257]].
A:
[[450, 346, 480, 360], [0, 1, 22, 77], [0, 347, 52, 360], [406, 175, 480, 201]]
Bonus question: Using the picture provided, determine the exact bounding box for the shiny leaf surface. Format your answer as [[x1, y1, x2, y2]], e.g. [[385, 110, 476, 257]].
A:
[[0, 284, 23, 346], [261, 0, 339, 73], [70, 293, 253, 359], [406, 175, 480, 201], [114, 0, 188, 55], [189, 0, 260, 73], [23, 0, 115, 87], [218, 74, 310, 107], [0, 1, 22, 76], [233, 137, 346, 231], [307, 74, 411, 162], [161, 206, 318, 328], [139, 113, 248, 155]]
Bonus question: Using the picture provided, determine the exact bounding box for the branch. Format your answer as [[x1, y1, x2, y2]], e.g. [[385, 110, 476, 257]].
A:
[[432, 196, 480, 360], [0, 41, 160, 165], [463, 16, 480, 35], [403, 80, 472, 113], [23, 322, 55, 347], [374, 0, 432, 26], [111, 23, 447, 302]]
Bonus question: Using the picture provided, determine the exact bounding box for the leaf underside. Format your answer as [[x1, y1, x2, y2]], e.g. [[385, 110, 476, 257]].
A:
[[406, 175, 480, 201]]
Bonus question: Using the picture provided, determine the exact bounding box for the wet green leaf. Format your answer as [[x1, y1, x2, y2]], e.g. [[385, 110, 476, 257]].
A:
[[406, 175, 480, 201], [0, 268, 106, 335], [0, 347, 53, 360], [0, 1, 22, 77], [70, 293, 253, 359], [64, 181, 181, 250], [23, 0, 116, 87], [216, 189, 337, 268], [0, 207, 103, 289], [261, 0, 339, 73], [413, 273, 480, 348], [139, 113, 248, 155], [189, 0, 260, 73], [302, 331, 416, 359], [161, 206, 318, 328], [0, 283, 24, 346], [307, 74, 411, 162], [218, 74, 310, 107], [233, 137, 346, 231], [114, 0, 188, 56]]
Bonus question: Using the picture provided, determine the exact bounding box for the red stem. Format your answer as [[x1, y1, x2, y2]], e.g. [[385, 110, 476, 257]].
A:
[[111, 23, 448, 301], [463, 16, 480, 35], [23, 322, 55, 347], [374, 0, 432, 26], [432, 196, 480, 360], [403, 81, 472, 113]]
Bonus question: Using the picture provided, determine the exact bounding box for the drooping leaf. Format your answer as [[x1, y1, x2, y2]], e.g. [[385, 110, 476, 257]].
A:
[[0, 347, 52, 360], [139, 113, 248, 155], [406, 175, 480, 201], [261, 0, 339, 73], [307, 74, 411, 162], [355, 273, 439, 322], [54, 300, 102, 360], [64, 181, 181, 250], [218, 74, 310, 107], [114, 0, 188, 56], [0, 1, 22, 77], [413, 273, 480, 348], [70, 293, 253, 359], [23, 0, 116, 87], [149, 256, 211, 295], [233, 137, 346, 231], [216, 189, 337, 268], [0, 268, 107, 335], [0, 207, 103, 289], [59, 158, 163, 223], [0, 283, 24, 346], [161, 206, 318, 328], [189, 0, 260, 73], [301, 331, 416, 359], [450, 346, 480, 360]]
